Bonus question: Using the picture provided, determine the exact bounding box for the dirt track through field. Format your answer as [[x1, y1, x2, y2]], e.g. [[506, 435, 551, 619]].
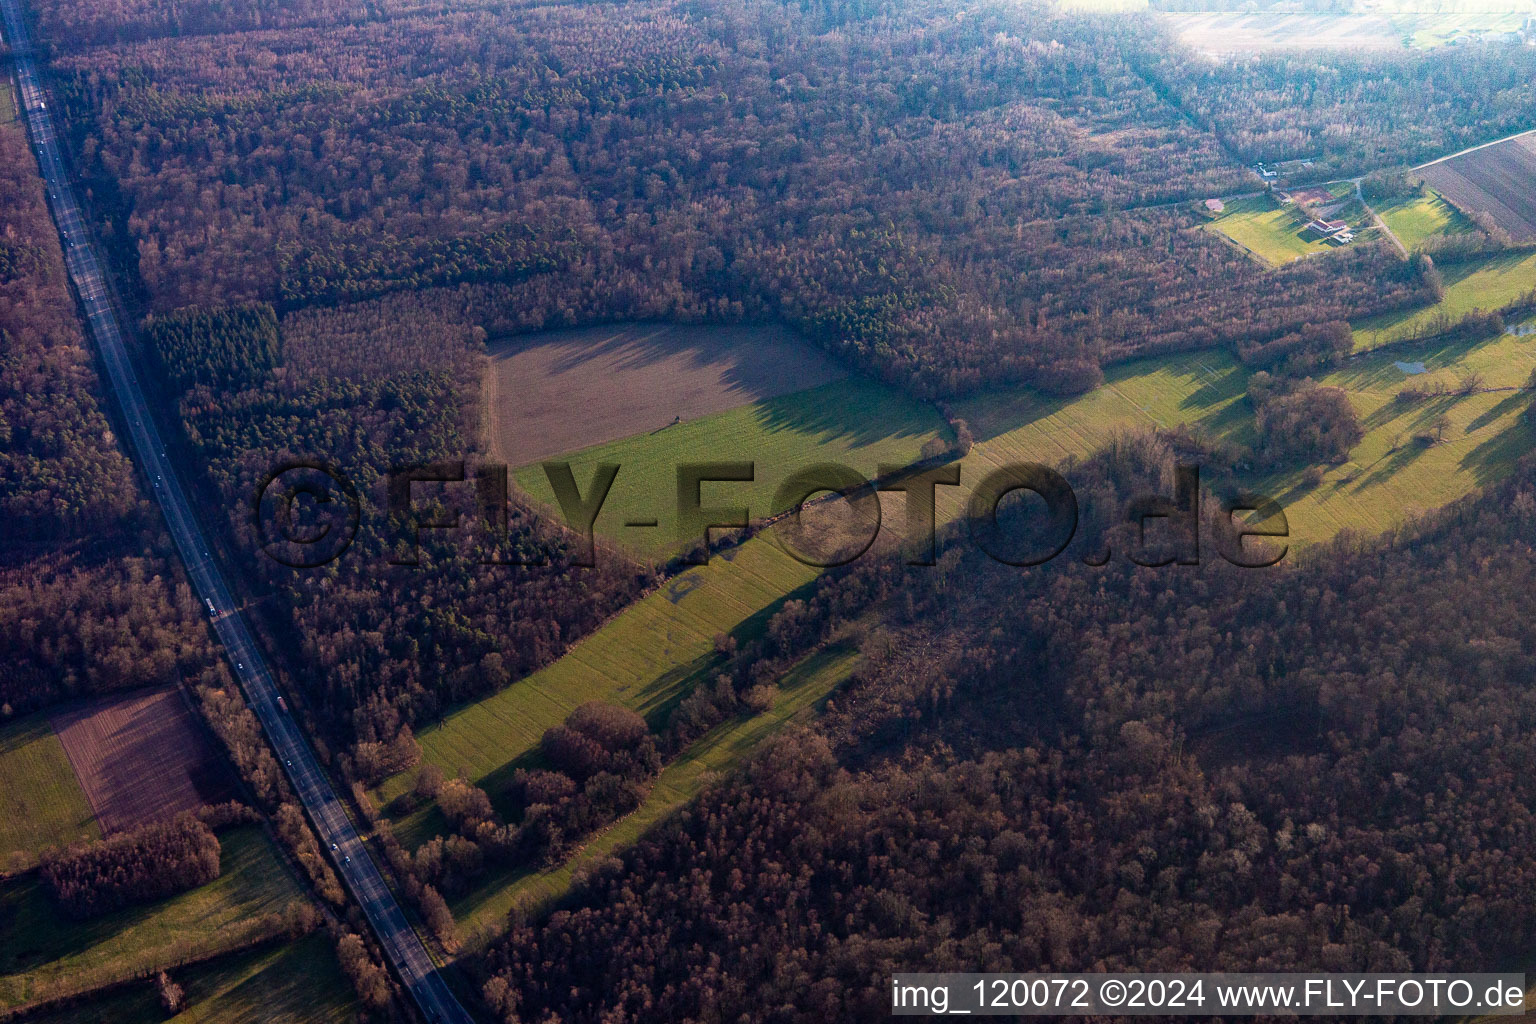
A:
[[49, 686, 235, 835], [485, 323, 849, 465], [1420, 134, 1536, 242]]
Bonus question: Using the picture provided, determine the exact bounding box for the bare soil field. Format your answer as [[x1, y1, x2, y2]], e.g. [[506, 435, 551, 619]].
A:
[[48, 687, 236, 835], [485, 323, 849, 465], [1419, 134, 1536, 241], [1288, 186, 1338, 206], [1163, 13, 1405, 53]]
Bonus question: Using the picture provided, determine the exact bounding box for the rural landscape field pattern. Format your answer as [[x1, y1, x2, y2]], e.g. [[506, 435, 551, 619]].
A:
[[4, 0, 1536, 1019]]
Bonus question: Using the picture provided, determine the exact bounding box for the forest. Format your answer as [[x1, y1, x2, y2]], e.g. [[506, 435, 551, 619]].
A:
[[477, 431, 1536, 1022], [1140, 43, 1536, 176], [0, 95, 220, 719], [12, 0, 1536, 1015], [43, 0, 1466, 396], [155, 291, 645, 744]]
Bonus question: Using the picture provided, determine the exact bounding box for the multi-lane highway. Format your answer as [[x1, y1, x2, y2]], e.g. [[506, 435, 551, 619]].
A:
[[0, 6, 475, 1022]]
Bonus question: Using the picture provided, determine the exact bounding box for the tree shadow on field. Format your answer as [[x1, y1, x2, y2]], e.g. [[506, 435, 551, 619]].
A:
[[1466, 390, 1528, 434], [492, 322, 846, 401], [1460, 416, 1536, 486], [478, 747, 547, 822], [750, 382, 934, 451], [1178, 368, 1246, 419], [1352, 438, 1431, 493], [627, 580, 810, 728]]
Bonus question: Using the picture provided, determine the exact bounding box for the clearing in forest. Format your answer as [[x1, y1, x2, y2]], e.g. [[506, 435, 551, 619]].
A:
[[484, 323, 851, 466], [1204, 187, 1359, 266], [512, 375, 950, 557]]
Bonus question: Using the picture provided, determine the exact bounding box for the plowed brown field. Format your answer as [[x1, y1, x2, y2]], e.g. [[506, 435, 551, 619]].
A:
[[49, 686, 235, 834]]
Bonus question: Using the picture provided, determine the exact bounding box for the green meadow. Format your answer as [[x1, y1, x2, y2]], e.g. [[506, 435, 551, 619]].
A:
[[1375, 190, 1476, 253], [375, 537, 822, 838], [449, 642, 862, 936], [1265, 333, 1536, 542], [1204, 186, 1357, 266], [0, 714, 98, 874], [0, 82, 16, 123], [1352, 250, 1536, 352], [15, 934, 355, 1024], [512, 377, 949, 557], [946, 333, 1536, 546], [0, 826, 308, 1012]]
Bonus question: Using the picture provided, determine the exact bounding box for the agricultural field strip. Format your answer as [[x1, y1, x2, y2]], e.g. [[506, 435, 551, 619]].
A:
[[12, 933, 355, 1024], [48, 687, 228, 835], [389, 540, 820, 798], [0, 715, 99, 871], [956, 337, 1534, 544], [1352, 250, 1536, 352], [1418, 134, 1536, 241], [450, 644, 862, 931], [0, 827, 305, 1012]]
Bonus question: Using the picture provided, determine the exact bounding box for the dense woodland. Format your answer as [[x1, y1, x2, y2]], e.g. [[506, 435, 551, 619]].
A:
[[155, 294, 644, 743], [0, 119, 133, 537], [44, 0, 1461, 395], [0, 104, 221, 719], [1141, 43, 1536, 176], [40, 815, 221, 919], [478, 432, 1536, 1022]]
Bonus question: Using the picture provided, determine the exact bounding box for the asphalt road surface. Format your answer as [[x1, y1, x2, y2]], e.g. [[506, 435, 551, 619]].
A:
[[0, 6, 475, 1021]]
